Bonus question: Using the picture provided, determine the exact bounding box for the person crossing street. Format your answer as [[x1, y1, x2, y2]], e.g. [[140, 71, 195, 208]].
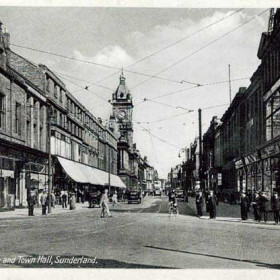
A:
[[100, 189, 112, 218]]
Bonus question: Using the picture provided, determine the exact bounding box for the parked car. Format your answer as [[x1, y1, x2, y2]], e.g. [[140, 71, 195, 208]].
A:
[[127, 191, 141, 204], [154, 188, 162, 196], [88, 191, 101, 208]]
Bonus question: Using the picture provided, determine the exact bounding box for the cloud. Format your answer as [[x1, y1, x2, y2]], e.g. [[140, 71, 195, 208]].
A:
[[93, 45, 134, 68]]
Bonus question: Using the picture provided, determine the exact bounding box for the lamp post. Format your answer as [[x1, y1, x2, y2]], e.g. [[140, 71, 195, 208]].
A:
[[47, 104, 53, 214]]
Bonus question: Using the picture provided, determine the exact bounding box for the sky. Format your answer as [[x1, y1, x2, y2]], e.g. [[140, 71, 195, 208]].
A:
[[0, 6, 271, 178]]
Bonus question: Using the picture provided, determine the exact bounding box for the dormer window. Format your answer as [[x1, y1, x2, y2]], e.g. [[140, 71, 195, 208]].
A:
[[120, 92, 124, 98]]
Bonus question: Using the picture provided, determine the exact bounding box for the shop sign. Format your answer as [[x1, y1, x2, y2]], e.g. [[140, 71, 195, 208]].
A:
[[217, 173, 222, 186], [1, 169, 14, 178], [235, 159, 243, 169]]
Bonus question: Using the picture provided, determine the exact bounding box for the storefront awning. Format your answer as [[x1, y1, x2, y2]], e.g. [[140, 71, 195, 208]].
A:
[[57, 157, 126, 189]]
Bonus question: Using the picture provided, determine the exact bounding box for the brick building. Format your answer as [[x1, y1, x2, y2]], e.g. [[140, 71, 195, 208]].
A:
[[0, 21, 125, 210]]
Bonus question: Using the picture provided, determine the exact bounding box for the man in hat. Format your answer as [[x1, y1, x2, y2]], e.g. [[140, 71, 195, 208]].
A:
[[208, 190, 218, 219], [27, 190, 36, 216], [259, 191, 269, 222], [251, 192, 260, 221], [271, 192, 280, 225], [240, 191, 249, 220], [195, 190, 204, 217], [40, 190, 48, 215]]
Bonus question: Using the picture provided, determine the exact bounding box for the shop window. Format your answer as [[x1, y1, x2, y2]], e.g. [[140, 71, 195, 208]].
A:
[[0, 93, 5, 129]]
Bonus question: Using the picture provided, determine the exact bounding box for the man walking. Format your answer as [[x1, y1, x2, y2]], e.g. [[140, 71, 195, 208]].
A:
[[61, 191, 67, 209], [195, 190, 204, 217], [40, 190, 48, 215], [27, 190, 36, 216], [271, 192, 280, 225], [259, 191, 269, 223], [208, 190, 218, 219], [251, 192, 260, 221], [240, 191, 249, 220], [100, 189, 112, 218]]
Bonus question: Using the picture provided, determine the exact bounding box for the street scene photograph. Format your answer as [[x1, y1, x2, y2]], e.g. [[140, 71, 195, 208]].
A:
[[0, 1, 280, 276]]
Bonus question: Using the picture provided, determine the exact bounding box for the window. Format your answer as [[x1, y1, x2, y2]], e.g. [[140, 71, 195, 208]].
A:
[[266, 89, 280, 141], [15, 102, 21, 135], [0, 93, 5, 129], [60, 89, 63, 102], [54, 85, 58, 98], [46, 78, 50, 92]]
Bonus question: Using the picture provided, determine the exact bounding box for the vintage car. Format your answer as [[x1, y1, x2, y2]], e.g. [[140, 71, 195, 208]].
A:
[[88, 191, 101, 208], [127, 191, 142, 204], [175, 189, 185, 201]]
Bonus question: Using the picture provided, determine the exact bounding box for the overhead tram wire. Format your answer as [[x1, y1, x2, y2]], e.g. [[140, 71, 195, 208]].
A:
[[72, 9, 243, 90], [134, 76, 250, 106], [129, 9, 270, 91], [10, 9, 243, 95], [136, 102, 230, 125], [11, 43, 190, 85]]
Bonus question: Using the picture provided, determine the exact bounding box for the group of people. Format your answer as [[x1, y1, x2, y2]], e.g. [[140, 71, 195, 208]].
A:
[[26, 190, 77, 216], [196, 190, 218, 219], [243, 191, 280, 224], [195, 189, 280, 224]]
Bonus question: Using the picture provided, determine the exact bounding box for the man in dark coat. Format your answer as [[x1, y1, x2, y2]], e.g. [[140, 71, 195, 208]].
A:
[[240, 191, 249, 220], [27, 191, 36, 216], [251, 192, 260, 221], [271, 192, 280, 224], [196, 190, 204, 217], [259, 191, 269, 222], [208, 190, 218, 219]]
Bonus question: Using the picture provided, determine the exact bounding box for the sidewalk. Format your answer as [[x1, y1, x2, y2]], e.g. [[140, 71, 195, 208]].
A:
[[184, 197, 278, 225], [0, 202, 90, 220]]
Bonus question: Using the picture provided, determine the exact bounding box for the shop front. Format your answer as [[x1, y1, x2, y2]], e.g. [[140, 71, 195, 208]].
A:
[[56, 156, 126, 203]]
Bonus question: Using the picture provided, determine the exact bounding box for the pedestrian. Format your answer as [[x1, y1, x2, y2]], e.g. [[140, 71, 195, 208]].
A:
[[112, 190, 119, 206], [100, 189, 112, 218], [27, 190, 36, 216], [51, 191, 55, 208], [259, 191, 269, 223], [240, 191, 249, 220], [271, 192, 280, 225], [251, 192, 260, 221], [40, 190, 48, 215], [204, 190, 210, 213], [196, 190, 204, 217], [247, 190, 252, 212], [61, 191, 67, 209], [81, 190, 85, 204], [208, 190, 218, 219]]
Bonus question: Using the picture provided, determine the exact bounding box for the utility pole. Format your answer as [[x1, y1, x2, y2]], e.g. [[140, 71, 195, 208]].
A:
[[108, 143, 111, 195], [47, 104, 53, 214], [198, 108, 203, 190], [228, 64, 232, 103]]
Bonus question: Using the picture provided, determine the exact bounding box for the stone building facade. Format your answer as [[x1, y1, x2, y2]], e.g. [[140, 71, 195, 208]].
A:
[[0, 21, 124, 210]]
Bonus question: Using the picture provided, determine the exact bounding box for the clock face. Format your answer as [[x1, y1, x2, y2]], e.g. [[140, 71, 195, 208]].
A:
[[118, 110, 126, 120]]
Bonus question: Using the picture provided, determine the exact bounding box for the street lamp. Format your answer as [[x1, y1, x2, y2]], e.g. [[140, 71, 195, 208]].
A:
[[47, 104, 54, 214]]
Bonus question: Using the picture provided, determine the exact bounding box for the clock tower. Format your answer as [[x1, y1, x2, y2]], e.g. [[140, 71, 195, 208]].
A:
[[110, 73, 133, 147], [110, 73, 138, 190]]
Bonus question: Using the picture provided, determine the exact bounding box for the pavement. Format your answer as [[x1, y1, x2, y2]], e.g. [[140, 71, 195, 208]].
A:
[[0, 195, 279, 269], [184, 196, 278, 224]]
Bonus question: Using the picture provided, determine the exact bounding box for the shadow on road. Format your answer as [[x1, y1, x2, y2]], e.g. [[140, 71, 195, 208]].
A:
[[1, 253, 172, 269], [144, 245, 280, 269]]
